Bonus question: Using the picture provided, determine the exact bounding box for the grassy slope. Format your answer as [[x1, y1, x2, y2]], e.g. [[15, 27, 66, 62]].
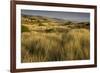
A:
[[21, 15, 90, 63]]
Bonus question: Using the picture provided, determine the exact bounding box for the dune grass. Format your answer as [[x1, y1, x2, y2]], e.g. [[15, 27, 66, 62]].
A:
[[21, 28, 90, 62]]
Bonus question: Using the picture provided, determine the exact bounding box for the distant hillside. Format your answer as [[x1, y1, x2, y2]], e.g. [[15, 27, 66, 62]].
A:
[[21, 15, 70, 26], [21, 15, 90, 32]]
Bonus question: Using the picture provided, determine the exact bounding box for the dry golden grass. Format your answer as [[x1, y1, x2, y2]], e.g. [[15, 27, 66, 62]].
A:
[[21, 28, 90, 62], [62, 29, 90, 60]]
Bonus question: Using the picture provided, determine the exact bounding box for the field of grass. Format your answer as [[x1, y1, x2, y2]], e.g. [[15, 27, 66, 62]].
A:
[[21, 15, 90, 63]]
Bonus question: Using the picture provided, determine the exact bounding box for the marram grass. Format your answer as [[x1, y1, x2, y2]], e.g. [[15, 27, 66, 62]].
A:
[[21, 29, 90, 62]]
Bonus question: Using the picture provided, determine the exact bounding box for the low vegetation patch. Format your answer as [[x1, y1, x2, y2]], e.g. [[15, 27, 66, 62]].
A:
[[21, 25, 30, 32]]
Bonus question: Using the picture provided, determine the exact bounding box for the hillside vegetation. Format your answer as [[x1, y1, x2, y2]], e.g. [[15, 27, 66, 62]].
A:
[[21, 15, 90, 63]]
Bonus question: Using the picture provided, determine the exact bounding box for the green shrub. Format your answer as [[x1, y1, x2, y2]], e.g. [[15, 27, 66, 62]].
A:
[[64, 21, 72, 25], [45, 28, 54, 32], [21, 25, 30, 32]]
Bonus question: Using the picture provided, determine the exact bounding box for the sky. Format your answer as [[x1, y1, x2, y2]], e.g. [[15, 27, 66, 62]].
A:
[[21, 9, 90, 22]]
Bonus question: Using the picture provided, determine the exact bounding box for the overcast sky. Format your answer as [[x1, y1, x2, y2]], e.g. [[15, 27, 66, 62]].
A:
[[21, 9, 90, 22]]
